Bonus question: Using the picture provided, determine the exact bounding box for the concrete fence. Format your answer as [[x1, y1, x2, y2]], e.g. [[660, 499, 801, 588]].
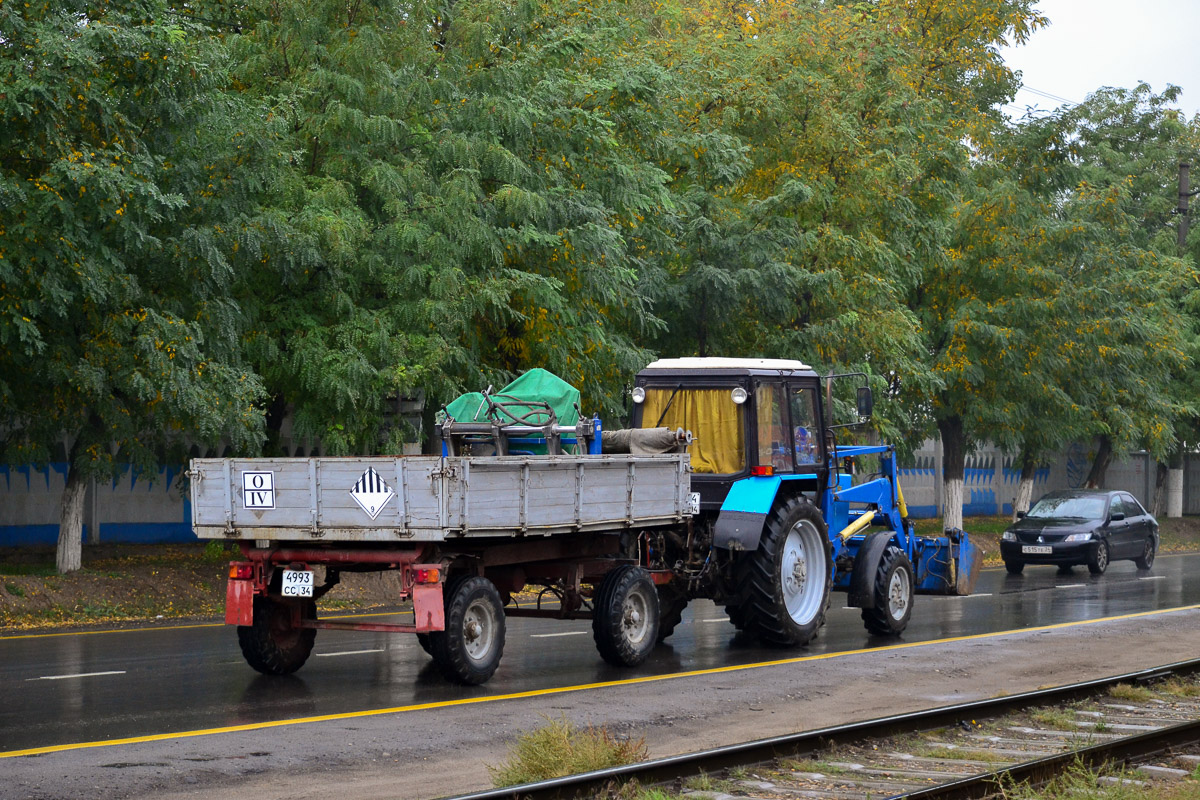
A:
[[0, 441, 1173, 546]]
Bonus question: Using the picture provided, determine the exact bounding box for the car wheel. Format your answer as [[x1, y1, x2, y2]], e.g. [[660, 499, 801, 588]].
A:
[[1004, 560, 1024, 575], [1134, 536, 1157, 571], [1056, 565, 1073, 575], [1087, 539, 1110, 575]]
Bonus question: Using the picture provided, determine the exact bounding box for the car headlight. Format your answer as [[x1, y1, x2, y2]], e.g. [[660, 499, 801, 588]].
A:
[[1001, 531, 1016, 541], [1064, 533, 1092, 542]]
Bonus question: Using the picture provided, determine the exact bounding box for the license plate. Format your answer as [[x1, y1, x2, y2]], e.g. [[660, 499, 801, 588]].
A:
[[281, 569, 314, 597], [1022, 545, 1052, 555], [685, 492, 701, 515]]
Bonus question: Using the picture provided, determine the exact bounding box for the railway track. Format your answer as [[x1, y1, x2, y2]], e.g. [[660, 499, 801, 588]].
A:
[[450, 657, 1200, 800]]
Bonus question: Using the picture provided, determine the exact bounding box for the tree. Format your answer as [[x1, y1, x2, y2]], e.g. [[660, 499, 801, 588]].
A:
[[0, 1, 266, 571]]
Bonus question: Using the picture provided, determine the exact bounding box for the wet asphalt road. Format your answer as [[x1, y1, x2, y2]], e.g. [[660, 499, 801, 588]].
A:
[[5, 554, 1199, 754]]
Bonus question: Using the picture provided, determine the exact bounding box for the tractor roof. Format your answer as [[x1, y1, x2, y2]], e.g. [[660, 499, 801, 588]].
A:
[[639, 357, 817, 378]]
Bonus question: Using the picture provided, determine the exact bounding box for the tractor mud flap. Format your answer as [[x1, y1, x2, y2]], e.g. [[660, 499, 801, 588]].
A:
[[846, 531, 894, 608], [713, 510, 769, 551]]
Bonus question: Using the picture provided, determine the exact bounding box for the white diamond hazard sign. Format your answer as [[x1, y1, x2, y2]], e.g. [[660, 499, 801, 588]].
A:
[[350, 468, 395, 520]]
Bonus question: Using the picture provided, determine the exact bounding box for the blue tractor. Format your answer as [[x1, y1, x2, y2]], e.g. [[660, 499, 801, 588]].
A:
[[628, 357, 980, 645]]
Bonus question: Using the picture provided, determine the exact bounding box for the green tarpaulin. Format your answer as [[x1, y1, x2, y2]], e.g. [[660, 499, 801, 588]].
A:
[[444, 368, 580, 428]]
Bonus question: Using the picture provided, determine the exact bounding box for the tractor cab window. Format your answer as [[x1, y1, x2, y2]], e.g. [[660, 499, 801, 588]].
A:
[[790, 388, 820, 466], [639, 388, 745, 474], [756, 383, 792, 472]]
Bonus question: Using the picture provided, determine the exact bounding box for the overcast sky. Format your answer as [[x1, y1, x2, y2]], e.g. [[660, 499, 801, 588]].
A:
[[999, 0, 1200, 119]]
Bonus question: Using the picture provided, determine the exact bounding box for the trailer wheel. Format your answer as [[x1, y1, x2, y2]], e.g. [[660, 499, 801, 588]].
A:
[[415, 633, 432, 656], [860, 546, 913, 637], [735, 497, 831, 647], [237, 596, 317, 675], [655, 584, 689, 643], [428, 576, 505, 685], [593, 565, 659, 666]]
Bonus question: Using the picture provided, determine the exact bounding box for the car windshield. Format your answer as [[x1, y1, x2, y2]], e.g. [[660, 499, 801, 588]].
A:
[[1027, 495, 1107, 520]]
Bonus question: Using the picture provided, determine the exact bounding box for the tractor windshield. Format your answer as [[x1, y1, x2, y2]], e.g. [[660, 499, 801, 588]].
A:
[[639, 388, 745, 474]]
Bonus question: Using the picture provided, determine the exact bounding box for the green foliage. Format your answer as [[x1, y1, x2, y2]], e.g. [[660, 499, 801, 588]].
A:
[[2, 0, 1197, 504], [487, 716, 648, 787], [0, 0, 266, 479]]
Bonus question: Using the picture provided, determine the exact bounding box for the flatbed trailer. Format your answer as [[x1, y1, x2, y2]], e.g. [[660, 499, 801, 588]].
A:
[[190, 451, 695, 683]]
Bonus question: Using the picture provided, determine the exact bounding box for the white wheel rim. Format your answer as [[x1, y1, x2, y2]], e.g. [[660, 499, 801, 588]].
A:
[[781, 520, 825, 624], [888, 566, 910, 622], [463, 597, 497, 663], [621, 586, 651, 647], [1097, 543, 1108, 570]]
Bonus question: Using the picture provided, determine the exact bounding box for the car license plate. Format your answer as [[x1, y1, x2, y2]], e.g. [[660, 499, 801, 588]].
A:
[[281, 569, 314, 597], [1022, 545, 1052, 555]]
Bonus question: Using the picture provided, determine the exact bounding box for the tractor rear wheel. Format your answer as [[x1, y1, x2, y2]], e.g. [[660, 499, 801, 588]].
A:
[[593, 565, 659, 666], [237, 596, 317, 675], [655, 584, 689, 643], [734, 497, 831, 647], [860, 546, 914, 637]]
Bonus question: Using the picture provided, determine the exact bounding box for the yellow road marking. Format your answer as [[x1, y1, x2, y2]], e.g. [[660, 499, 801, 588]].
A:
[[4, 602, 1199, 760]]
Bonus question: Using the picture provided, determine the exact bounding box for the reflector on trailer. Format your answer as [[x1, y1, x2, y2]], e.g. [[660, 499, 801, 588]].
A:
[[415, 567, 440, 584], [229, 564, 254, 580]]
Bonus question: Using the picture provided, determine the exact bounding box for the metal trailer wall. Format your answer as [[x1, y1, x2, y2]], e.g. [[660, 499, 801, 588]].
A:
[[0, 443, 1167, 545]]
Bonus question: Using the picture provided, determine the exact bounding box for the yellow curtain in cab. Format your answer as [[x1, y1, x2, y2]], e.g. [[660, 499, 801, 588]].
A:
[[640, 389, 744, 474]]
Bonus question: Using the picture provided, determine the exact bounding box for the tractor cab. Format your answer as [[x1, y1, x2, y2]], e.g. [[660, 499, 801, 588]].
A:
[[631, 358, 837, 513]]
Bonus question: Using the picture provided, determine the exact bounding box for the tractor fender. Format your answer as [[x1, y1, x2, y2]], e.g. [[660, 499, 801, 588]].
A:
[[713, 476, 783, 551], [846, 530, 896, 608]]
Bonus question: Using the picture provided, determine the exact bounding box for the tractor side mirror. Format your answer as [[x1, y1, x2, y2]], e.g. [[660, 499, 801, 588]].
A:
[[856, 386, 874, 418]]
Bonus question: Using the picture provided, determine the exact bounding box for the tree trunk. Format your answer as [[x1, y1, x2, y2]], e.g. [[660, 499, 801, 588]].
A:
[[1084, 435, 1113, 488], [1152, 460, 1169, 517], [938, 416, 965, 531], [1013, 450, 1036, 522], [56, 464, 87, 574]]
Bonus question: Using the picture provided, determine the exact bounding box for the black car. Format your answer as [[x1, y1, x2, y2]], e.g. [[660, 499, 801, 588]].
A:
[[1000, 489, 1158, 575]]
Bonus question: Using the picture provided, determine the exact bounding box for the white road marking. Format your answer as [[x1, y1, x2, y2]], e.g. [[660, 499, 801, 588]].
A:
[[314, 649, 385, 658], [700, 618, 728, 623], [955, 593, 993, 598], [1056, 584, 1085, 589], [1139, 576, 1166, 581], [29, 671, 126, 681], [529, 631, 588, 638]]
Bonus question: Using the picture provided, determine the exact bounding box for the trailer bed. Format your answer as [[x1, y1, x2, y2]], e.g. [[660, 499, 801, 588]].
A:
[[190, 454, 694, 542]]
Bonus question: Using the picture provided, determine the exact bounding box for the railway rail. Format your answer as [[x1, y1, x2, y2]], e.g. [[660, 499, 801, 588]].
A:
[[450, 657, 1200, 800]]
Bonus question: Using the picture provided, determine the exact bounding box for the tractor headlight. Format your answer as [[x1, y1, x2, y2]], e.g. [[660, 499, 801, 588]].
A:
[[1001, 531, 1016, 541], [631, 386, 645, 404], [1064, 533, 1092, 542], [731, 387, 748, 405]]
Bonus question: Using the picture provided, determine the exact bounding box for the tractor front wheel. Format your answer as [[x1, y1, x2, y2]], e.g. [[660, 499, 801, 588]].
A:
[[860, 546, 914, 637]]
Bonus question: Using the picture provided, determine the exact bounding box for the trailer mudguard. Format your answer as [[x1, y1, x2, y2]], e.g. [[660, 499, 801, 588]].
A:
[[713, 476, 782, 551], [846, 530, 894, 608]]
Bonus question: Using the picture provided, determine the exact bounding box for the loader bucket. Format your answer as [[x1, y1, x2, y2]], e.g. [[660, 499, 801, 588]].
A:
[[915, 528, 981, 596]]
